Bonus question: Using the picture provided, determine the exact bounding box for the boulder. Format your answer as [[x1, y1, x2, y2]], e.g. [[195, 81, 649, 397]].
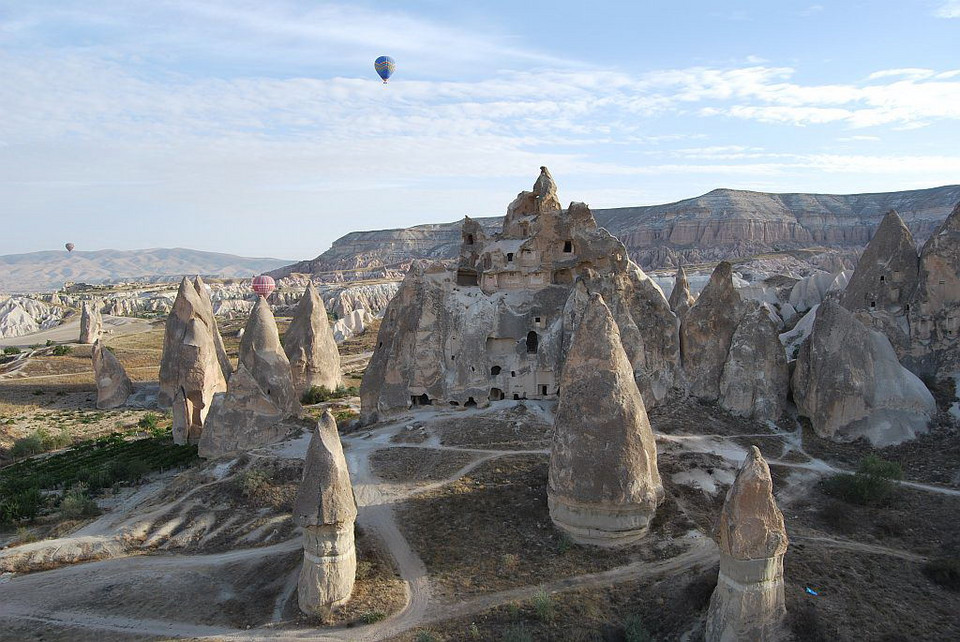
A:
[[705, 447, 788, 642], [719, 307, 789, 422], [91, 340, 133, 410], [792, 300, 936, 446], [681, 262, 746, 401], [158, 277, 232, 445], [548, 293, 663, 546], [668, 263, 695, 318], [198, 297, 301, 458], [294, 411, 357, 614], [79, 301, 102, 344], [284, 281, 342, 394]]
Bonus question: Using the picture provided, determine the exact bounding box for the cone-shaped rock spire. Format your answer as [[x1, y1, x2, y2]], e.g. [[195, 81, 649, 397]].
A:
[[92, 340, 133, 410], [284, 281, 342, 394], [548, 292, 663, 546], [668, 264, 695, 318], [239, 297, 301, 417], [79, 301, 102, 344]]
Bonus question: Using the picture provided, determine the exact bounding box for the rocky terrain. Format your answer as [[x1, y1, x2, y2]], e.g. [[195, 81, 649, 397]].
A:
[[0, 248, 293, 294], [272, 184, 960, 279]]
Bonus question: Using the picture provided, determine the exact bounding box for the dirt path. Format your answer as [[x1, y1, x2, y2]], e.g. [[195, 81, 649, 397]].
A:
[[790, 535, 929, 562], [0, 315, 154, 350]]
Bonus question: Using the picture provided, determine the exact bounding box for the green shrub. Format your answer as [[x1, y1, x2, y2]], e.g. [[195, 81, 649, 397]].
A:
[[923, 557, 960, 591], [823, 455, 902, 506], [414, 631, 438, 642], [0, 486, 43, 524], [10, 433, 45, 458], [45, 339, 54, 347], [301, 385, 360, 405], [60, 485, 100, 519], [51, 345, 72, 356], [533, 586, 554, 621], [359, 610, 386, 624], [137, 413, 160, 431], [502, 624, 533, 642], [333, 409, 358, 425], [858, 454, 903, 480], [238, 469, 270, 498], [624, 614, 655, 642], [38, 427, 72, 451], [3, 346, 21, 355]]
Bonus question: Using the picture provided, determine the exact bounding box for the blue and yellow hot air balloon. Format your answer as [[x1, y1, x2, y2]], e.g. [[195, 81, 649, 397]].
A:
[[374, 56, 396, 83]]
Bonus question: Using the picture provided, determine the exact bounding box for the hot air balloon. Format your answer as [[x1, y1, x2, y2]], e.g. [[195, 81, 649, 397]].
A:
[[251, 275, 276, 298], [65, 243, 75, 252], [374, 56, 396, 83]]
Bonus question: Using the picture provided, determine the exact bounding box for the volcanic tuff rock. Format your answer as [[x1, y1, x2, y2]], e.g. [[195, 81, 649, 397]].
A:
[[719, 307, 789, 422], [294, 411, 357, 613], [681, 262, 747, 401], [906, 202, 960, 378], [668, 264, 695, 318], [158, 277, 232, 445], [705, 447, 788, 642], [791, 300, 936, 446], [361, 168, 674, 423], [271, 185, 960, 279], [284, 281, 342, 394], [79, 301, 102, 344], [548, 293, 663, 546], [788, 270, 850, 313], [199, 298, 301, 458], [91, 340, 134, 410]]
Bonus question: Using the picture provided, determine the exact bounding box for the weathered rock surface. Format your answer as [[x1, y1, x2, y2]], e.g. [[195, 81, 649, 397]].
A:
[[548, 293, 663, 546], [91, 340, 134, 409], [681, 262, 746, 401], [905, 202, 960, 378], [719, 307, 789, 422], [789, 270, 850, 313], [79, 301, 102, 344], [792, 300, 936, 446], [284, 281, 342, 393], [668, 264, 695, 318], [198, 298, 301, 458], [705, 446, 788, 642], [294, 411, 357, 614], [158, 277, 232, 445]]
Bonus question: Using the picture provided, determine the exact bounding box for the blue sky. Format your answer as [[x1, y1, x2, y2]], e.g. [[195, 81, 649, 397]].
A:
[[1, 1, 959, 260]]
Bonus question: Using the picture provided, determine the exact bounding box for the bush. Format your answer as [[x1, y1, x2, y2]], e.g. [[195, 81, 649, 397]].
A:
[[0, 486, 43, 524], [238, 469, 270, 498], [414, 631, 438, 642], [359, 610, 386, 624], [923, 557, 960, 591], [3, 346, 21, 355], [624, 614, 655, 642], [137, 413, 160, 431], [10, 433, 45, 458], [51, 345, 72, 356], [823, 455, 902, 506], [60, 485, 100, 519], [301, 385, 360, 405], [532, 587, 554, 621], [45, 339, 54, 347], [502, 624, 533, 642]]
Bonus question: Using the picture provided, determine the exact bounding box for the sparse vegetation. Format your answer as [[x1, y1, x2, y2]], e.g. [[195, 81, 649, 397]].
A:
[[501, 623, 533, 642], [923, 557, 960, 591], [237, 469, 270, 498], [9, 427, 72, 458], [137, 412, 160, 431], [2, 347, 21, 355], [624, 614, 655, 642], [59, 484, 100, 519], [823, 455, 903, 506], [414, 630, 439, 642], [359, 609, 387, 624], [50, 345, 72, 356], [532, 587, 554, 622], [300, 385, 359, 405]]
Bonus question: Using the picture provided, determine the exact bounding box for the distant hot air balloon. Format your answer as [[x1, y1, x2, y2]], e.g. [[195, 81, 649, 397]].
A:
[[251, 275, 276, 298], [374, 56, 396, 83], [65, 243, 75, 252]]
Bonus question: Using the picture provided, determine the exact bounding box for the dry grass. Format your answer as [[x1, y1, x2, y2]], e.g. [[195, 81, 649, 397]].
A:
[[435, 405, 552, 450], [369, 447, 478, 484]]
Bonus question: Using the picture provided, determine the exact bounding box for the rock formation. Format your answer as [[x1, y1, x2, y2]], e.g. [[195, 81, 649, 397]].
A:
[[91, 340, 134, 410], [705, 447, 788, 642], [284, 281, 342, 394], [792, 300, 936, 446], [79, 301, 102, 344], [294, 411, 357, 614], [681, 262, 746, 401], [719, 307, 789, 422], [668, 264, 696, 318], [548, 293, 663, 546], [905, 202, 960, 379], [198, 297, 301, 458], [158, 276, 232, 445], [361, 167, 680, 423]]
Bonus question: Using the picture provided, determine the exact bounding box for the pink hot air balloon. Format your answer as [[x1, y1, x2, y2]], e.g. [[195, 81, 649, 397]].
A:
[[251, 275, 276, 298]]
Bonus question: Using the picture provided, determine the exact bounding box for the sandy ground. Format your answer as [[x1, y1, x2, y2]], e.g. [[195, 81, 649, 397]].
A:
[[0, 316, 154, 349]]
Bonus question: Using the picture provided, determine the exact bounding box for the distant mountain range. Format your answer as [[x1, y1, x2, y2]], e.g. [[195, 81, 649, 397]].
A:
[[0, 248, 293, 294], [273, 185, 960, 279]]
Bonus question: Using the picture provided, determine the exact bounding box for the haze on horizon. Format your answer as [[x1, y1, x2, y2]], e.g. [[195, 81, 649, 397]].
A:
[[1, 0, 959, 261]]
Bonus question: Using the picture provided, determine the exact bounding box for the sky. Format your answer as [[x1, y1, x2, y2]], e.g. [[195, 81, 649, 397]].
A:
[[1, 1, 959, 261]]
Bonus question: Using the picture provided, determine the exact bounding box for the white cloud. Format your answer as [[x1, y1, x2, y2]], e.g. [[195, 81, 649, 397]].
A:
[[935, 1, 960, 18]]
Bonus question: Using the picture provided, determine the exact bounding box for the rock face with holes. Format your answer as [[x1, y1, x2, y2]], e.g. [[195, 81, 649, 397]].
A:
[[79, 300, 102, 344], [159, 276, 232, 445], [548, 293, 663, 546], [360, 167, 681, 423], [668, 264, 696, 318], [294, 410, 357, 614], [705, 446, 788, 642], [905, 202, 960, 379], [792, 300, 936, 446], [198, 297, 301, 458], [284, 280, 342, 394], [91, 340, 133, 409]]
